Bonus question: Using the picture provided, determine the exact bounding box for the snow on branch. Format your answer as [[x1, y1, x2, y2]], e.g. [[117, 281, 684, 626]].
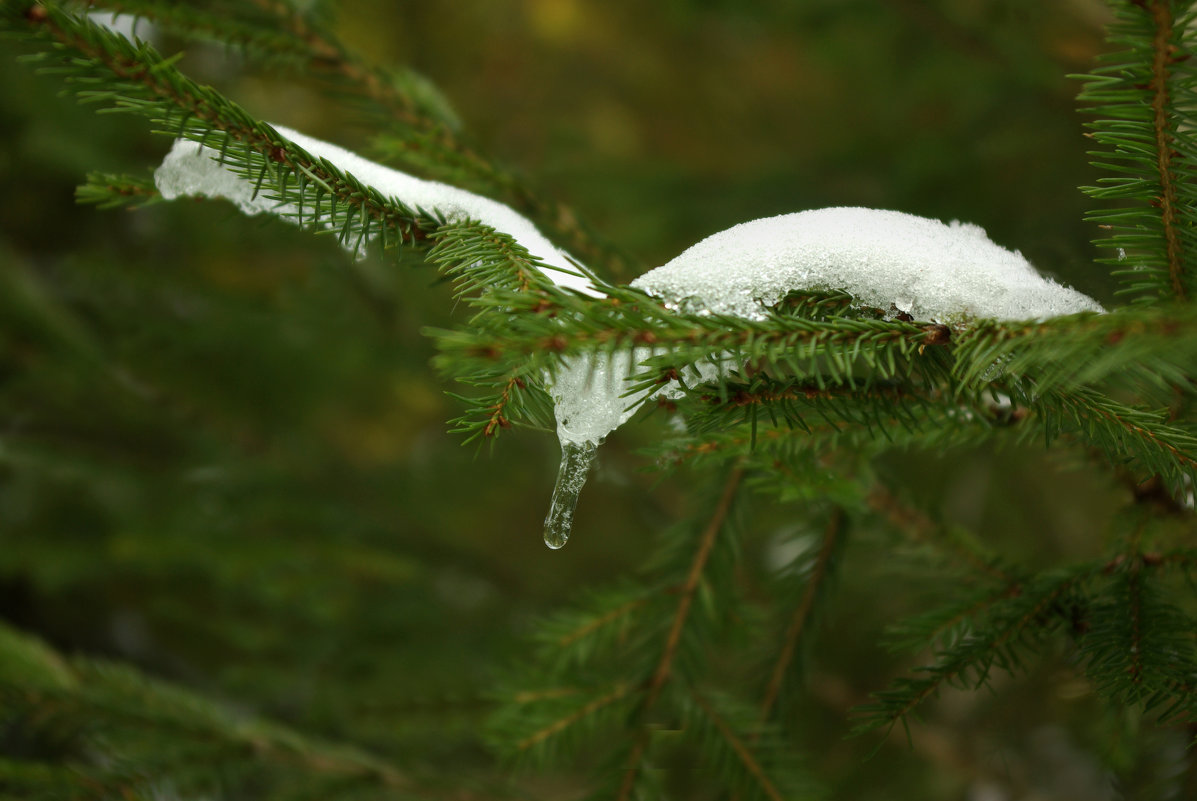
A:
[[632, 208, 1102, 323]]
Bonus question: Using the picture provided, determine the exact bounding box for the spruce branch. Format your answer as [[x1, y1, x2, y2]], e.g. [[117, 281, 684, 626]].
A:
[[759, 508, 845, 723], [853, 567, 1092, 737], [0, 622, 421, 798], [1028, 385, 1197, 490], [78, 0, 460, 129], [616, 468, 744, 801], [1076, 0, 1197, 301], [75, 170, 161, 208], [952, 305, 1197, 391], [643, 468, 744, 712], [76, 0, 320, 65], [1079, 550, 1197, 722], [504, 682, 637, 764], [1144, 0, 1188, 299], [882, 584, 1027, 657], [866, 486, 1017, 584], [530, 585, 650, 670], [75, 0, 635, 278], [435, 288, 954, 391], [684, 690, 817, 801], [4, 2, 447, 252]]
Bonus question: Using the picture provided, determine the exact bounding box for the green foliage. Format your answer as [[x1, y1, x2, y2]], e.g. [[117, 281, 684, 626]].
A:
[[1076, 0, 1197, 302], [2, 1, 1197, 800]]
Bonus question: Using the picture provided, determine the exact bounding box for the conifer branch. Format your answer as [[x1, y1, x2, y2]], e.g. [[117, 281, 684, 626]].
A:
[[866, 486, 1015, 584], [690, 690, 786, 801], [1076, 0, 1197, 301], [0, 622, 420, 796], [75, 170, 160, 208], [244, 0, 458, 129], [83, 0, 631, 278], [6, 3, 446, 251], [1034, 385, 1197, 488], [79, 0, 318, 64], [436, 290, 953, 391], [759, 509, 843, 722], [883, 584, 1025, 657], [1144, 0, 1185, 298], [615, 468, 744, 801], [645, 468, 744, 710], [553, 596, 649, 653], [1079, 546, 1197, 721], [952, 306, 1197, 390], [854, 568, 1090, 735], [513, 682, 635, 755]]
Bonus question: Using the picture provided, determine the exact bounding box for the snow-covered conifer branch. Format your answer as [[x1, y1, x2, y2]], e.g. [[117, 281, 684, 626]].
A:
[[74, 0, 633, 277], [4, 4, 449, 251]]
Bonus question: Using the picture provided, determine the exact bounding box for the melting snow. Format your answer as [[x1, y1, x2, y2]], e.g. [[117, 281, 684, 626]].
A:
[[154, 126, 598, 296], [151, 129, 1103, 549]]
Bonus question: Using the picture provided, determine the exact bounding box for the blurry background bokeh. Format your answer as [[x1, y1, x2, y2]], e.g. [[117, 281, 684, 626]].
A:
[[2, 1, 1158, 799]]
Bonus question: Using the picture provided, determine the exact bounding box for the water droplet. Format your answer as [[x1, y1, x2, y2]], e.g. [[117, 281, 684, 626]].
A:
[[543, 440, 598, 549]]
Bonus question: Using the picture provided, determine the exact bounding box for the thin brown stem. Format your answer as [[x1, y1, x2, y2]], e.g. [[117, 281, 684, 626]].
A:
[[1146, 0, 1186, 299], [692, 690, 786, 801], [616, 468, 743, 801], [867, 486, 1014, 583], [644, 468, 743, 711], [759, 509, 843, 722], [556, 597, 648, 650], [514, 683, 632, 753]]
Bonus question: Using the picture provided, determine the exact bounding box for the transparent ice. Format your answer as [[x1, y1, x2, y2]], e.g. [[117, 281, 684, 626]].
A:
[[543, 441, 597, 549], [154, 133, 1102, 550]]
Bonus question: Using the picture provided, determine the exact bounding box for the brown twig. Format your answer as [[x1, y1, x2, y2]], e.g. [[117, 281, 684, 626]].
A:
[[758, 509, 844, 722], [692, 690, 786, 801], [1144, 0, 1186, 299], [514, 683, 633, 753], [616, 468, 744, 801]]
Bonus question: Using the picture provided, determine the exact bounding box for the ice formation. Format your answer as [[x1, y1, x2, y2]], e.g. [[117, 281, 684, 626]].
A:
[[543, 208, 1102, 547], [631, 208, 1103, 323], [154, 126, 598, 296], [153, 131, 1102, 550], [542, 350, 719, 548], [154, 126, 608, 549]]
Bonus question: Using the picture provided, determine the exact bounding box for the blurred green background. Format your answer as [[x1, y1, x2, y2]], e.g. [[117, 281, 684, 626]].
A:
[[1, 1, 1156, 798]]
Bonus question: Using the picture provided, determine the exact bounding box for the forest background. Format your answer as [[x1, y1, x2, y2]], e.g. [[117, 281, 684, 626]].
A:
[[0, 1, 1177, 800]]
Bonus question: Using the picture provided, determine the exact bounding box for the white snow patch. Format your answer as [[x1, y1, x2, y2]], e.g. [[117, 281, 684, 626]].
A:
[[153, 126, 599, 296], [630, 208, 1102, 323]]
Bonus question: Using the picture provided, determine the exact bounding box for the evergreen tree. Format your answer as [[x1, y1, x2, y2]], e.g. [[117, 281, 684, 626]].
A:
[[1, 1, 1195, 799]]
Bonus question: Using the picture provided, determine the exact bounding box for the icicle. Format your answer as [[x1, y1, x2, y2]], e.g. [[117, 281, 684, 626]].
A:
[[543, 441, 598, 549]]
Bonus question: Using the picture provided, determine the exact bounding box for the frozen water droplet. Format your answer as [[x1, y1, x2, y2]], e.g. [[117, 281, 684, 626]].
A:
[[543, 440, 598, 549]]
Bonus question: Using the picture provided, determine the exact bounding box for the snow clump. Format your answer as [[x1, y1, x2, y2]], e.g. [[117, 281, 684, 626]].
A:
[[631, 207, 1102, 323]]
